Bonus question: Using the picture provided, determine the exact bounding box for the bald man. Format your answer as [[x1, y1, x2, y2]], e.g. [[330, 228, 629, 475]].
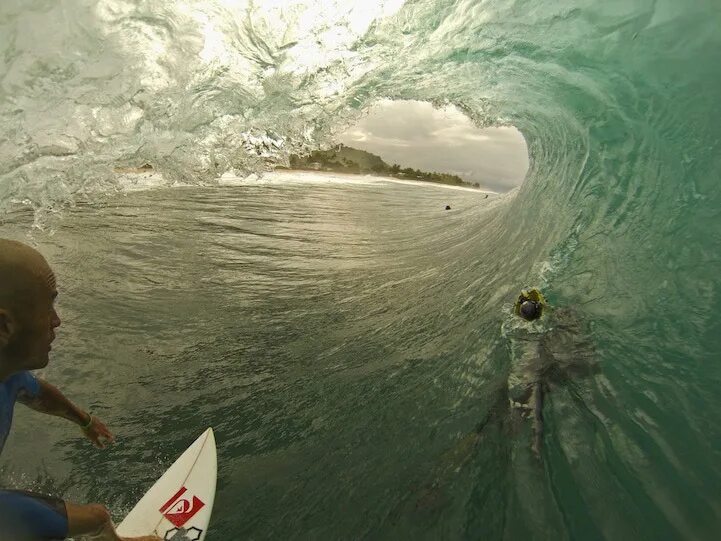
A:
[[0, 239, 160, 541]]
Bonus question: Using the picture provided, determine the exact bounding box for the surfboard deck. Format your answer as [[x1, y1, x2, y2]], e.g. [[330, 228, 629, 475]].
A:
[[117, 428, 216, 541]]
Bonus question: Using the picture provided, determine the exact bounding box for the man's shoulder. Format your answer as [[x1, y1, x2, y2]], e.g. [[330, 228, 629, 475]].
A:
[[4, 370, 36, 384], [2, 371, 40, 398]]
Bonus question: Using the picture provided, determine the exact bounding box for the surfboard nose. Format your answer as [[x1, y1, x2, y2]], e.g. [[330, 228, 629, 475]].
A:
[[117, 428, 218, 541]]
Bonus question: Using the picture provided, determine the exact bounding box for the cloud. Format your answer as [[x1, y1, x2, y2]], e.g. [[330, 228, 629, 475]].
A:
[[338, 100, 528, 191]]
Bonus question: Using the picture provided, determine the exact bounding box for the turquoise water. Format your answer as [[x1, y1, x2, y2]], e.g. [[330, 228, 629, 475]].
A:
[[1, 0, 721, 539]]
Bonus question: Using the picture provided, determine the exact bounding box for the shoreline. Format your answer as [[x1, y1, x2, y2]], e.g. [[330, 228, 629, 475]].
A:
[[109, 168, 497, 195], [239, 169, 497, 194]]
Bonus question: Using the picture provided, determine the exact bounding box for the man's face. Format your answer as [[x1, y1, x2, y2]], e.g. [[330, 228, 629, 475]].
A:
[[16, 278, 61, 369], [0, 249, 61, 371]]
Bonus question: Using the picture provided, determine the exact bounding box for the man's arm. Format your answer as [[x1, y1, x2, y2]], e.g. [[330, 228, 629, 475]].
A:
[[19, 378, 89, 426], [19, 378, 115, 448]]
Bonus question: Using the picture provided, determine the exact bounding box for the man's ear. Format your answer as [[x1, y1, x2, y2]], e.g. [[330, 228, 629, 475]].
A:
[[0, 309, 16, 347]]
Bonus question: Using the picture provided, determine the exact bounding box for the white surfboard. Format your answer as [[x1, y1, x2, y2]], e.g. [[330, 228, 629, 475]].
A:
[[117, 428, 217, 541]]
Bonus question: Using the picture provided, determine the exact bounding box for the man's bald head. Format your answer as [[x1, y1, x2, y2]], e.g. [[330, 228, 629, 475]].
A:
[[0, 240, 56, 308], [0, 239, 60, 373]]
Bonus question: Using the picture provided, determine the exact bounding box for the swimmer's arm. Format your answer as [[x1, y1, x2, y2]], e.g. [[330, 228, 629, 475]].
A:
[[18, 379, 89, 426], [531, 381, 544, 459]]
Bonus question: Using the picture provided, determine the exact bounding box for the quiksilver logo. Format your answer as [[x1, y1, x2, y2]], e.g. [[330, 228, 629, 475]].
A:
[[159, 487, 205, 528]]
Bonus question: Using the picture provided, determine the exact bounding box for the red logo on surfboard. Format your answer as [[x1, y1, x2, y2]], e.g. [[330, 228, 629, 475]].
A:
[[159, 486, 205, 528]]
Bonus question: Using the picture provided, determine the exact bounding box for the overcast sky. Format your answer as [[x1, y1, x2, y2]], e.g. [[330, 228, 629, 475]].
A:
[[338, 99, 528, 192]]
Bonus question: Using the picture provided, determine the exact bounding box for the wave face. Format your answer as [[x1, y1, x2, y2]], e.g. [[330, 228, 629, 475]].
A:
[[2, 0, 721, 538]]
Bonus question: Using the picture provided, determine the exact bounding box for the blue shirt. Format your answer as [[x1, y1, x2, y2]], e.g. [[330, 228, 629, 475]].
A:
[[0, 371, 40, 455]]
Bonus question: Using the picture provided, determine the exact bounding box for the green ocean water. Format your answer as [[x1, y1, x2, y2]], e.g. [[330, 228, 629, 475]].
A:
[[2, 0, 721, 539]]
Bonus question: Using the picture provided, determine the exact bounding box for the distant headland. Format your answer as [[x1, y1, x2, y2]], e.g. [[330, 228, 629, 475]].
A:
[[281, 145, 483, 189]]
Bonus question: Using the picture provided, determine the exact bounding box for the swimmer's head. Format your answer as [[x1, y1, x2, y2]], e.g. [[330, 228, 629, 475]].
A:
[[514, 287, 546, 321], [519, 300, 543, 321], [0, 239, 61, 373]]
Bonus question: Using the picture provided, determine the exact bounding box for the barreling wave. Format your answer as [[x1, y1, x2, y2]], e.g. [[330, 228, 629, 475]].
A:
[[2, 0, 721, 537]]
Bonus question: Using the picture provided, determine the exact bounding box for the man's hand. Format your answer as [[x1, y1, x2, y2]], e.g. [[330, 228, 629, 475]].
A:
[[20, 379, 117, 449], [81, 415, 115, 449]]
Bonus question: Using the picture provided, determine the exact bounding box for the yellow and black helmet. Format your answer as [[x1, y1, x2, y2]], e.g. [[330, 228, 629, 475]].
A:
[[513, 288, 547, 321]]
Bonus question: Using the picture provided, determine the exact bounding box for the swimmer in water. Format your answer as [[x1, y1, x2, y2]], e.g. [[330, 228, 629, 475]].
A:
[[405, 288, 597, 513], [507, 288, 598, 457]]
